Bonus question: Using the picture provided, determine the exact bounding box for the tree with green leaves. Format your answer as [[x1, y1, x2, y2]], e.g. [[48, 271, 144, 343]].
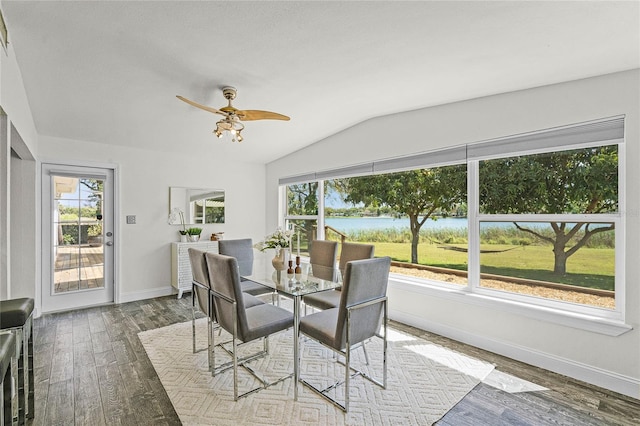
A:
[[337, 165, 467, 263], [80, 179, 103, 215], [479, 146, 618, 275], [287, 182, 319, 246]]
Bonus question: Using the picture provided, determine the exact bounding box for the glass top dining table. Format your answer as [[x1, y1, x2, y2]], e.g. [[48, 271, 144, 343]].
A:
[[244, 250, 342, 296], [242, 250, 342, 400]]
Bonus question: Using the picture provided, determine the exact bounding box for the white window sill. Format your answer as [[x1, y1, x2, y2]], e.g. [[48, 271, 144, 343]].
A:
[[388, 273, 633, 337]]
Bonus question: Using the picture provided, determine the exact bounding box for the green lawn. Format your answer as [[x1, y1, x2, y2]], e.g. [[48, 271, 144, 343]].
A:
[[367, 242, 615, 291]]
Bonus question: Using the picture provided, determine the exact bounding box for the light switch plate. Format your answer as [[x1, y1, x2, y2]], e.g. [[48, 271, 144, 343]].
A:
[[126, 215, 136, 224]]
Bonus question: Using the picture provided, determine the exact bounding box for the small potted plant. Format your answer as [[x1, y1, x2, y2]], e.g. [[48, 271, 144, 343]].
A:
[[187, 227, 203, 242]]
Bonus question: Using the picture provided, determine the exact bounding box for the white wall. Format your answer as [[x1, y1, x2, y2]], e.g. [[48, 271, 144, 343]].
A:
[[266, 70, 640, 398], [0, 31, 38, 156], [38, 136, 266, 302], [0, 23, 39, 302], [9, 144, 36, 299]]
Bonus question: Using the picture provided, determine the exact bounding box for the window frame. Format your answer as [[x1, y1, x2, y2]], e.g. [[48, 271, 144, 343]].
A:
[[469, 141, 624, 322], [282, 182, 325, 241], [278, 117, 626, 328]]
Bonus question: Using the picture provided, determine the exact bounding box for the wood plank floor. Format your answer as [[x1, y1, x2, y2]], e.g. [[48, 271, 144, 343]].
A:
[[29, 295, 639, 425]]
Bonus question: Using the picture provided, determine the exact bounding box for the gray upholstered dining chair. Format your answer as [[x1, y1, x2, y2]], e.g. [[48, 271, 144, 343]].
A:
[[308, 239, 338, 282], [188, 248, 214, 357], [299, 256, 391, 412], [338, 242, 376, 275], [309, 240, 338, 269], [218, 238, 276, 300], [189, 248, 265, 370], [205, 252, 294, 400], [303, 241, 375, 311]]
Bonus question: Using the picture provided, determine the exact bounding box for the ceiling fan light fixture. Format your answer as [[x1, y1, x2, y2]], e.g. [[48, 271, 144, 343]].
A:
[[177, 87, 289, 143], [214, 117, 245, 142]]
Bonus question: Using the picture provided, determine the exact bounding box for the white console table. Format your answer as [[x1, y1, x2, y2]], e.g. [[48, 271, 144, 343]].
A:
[[171, 241, 219, 298]]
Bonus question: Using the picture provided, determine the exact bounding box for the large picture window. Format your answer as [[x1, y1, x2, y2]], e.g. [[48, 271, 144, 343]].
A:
[[279, 117, 624, 320], [325, 165, 468, 284], [477, 146, 618, 310]]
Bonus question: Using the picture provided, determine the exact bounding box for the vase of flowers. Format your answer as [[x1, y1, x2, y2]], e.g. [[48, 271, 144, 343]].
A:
[[168, 208, 188, 242], [272, 247, 286, 270], [254, 227, 294, 271]]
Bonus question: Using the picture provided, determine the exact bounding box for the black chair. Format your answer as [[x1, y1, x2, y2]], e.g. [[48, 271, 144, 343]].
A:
[[304, 242, 375, 311], [218, 238, 277, 300], [205, 252, 294, 400], [0, 333, 16, 426], [299, 257, 390, 412], [189, 248, 265, 370], [0, 298, 35, 423]]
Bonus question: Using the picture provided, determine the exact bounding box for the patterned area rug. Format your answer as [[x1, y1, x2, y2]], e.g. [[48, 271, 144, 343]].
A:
[[139, 317, 492, 425]]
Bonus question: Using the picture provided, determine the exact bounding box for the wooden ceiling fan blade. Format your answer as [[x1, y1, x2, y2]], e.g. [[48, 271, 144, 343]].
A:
[[237, 110, 290, 121], [176, 95, 226, 116]]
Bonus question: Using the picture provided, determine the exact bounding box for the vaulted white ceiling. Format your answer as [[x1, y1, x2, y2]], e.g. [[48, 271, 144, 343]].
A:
[[3, 1, 639, 163]]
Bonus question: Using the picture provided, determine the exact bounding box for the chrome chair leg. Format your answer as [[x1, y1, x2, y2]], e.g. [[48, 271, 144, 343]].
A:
[[192, 283, 197, 354], [0, 334, 16, 426], [232, 308, 238, 401], [299, 297, 388, 412], [192, 284, 212, 355], [362, 342, 370, 365], [209, 293, 292, 400], [345, 318, 351, 412]]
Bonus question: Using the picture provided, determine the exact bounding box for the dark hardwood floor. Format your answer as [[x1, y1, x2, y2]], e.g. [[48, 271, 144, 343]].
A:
[[30, 296, 639, 425]]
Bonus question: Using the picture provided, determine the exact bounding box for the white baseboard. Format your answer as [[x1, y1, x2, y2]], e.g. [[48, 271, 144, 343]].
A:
[[118, 286, 176, 303], [390, 309, 640, 400]]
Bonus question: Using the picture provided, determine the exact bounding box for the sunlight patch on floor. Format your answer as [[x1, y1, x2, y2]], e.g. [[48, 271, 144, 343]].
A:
[[405, 343, 548, 393], [406, 344, 495, 381], [385, 328, 418, 342], [482, 369, 548, 393]]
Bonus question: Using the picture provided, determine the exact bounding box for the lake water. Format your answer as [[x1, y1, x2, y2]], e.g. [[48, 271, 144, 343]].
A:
[[325, 217, 468, 232], [325, 217, 555, 233]]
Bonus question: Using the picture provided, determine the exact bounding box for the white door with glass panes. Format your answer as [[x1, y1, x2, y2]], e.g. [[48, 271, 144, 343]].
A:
[[41, 163, 115, 312]]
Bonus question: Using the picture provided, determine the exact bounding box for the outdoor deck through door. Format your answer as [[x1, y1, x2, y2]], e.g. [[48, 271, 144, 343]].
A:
[[53, 176, 105, 293], [42, 164, 115, 312]]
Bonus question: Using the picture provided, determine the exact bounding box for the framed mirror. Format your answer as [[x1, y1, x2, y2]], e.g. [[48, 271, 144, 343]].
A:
[[169, 187, 225, 224]]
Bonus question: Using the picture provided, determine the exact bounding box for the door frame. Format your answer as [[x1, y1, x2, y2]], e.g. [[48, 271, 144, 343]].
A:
[[40, 160, 119, 313]]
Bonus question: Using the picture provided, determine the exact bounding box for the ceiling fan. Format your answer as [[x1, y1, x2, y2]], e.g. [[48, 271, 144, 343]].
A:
[[176, 87, 290, 142]]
